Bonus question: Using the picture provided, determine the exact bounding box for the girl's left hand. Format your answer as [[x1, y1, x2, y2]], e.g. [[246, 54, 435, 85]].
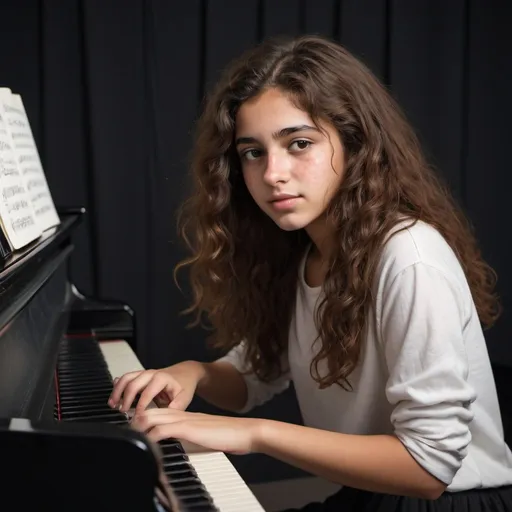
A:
[[130, 408, 263, 455]]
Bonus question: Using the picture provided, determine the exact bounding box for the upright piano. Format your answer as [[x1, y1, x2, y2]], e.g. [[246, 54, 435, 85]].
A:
[[0, 208, 265, 511]]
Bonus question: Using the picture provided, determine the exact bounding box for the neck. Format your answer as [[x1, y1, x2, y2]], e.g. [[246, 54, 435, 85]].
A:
[[305, 215, 333, 261]]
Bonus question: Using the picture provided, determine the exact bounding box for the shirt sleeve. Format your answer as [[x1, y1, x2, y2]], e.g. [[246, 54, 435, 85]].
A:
[[216, 342, 291, 414], [378, 262, 477, 485]]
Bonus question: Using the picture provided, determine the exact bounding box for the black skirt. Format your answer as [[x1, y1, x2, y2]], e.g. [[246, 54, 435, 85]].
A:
[[280, 485, 512, 511]]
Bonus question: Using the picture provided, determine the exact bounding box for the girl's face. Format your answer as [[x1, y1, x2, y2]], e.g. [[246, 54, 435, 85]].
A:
[[235, 87, 345, 243]]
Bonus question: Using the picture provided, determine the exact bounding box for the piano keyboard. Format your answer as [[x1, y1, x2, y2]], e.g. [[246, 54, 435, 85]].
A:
[[55, 336, 265, 512]]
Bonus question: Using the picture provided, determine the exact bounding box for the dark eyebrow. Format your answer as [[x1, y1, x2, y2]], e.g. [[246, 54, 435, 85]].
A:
[[235, 124, 319, 146]]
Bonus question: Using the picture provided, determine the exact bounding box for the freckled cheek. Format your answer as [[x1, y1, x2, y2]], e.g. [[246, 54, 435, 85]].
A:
[[296, 154, 339, 190]]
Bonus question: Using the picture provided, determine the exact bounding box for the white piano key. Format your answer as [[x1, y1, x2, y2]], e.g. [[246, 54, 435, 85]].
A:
[[99, 340, 265, 512]]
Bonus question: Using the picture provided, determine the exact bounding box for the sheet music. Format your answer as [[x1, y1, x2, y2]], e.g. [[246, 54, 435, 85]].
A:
[[0, 88, 60, 233], [0, 109, 41, 249]]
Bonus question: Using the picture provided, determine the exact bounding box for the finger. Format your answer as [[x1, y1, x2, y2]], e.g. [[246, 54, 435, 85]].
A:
[[131, 408, 189, 431], [108, 371, 142, 407], [146, 421, 189, 443], [118, 372, 155, 412], [131, 411, 190, 440], [135, 374, 176, 414], [132, 407, 185, 422]]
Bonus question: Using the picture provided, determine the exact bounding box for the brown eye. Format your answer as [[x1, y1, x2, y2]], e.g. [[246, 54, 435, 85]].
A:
[[290, 140, 311, 151]]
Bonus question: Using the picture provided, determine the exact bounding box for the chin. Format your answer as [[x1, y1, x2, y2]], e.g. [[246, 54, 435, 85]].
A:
[[272, 215, 311, 232]]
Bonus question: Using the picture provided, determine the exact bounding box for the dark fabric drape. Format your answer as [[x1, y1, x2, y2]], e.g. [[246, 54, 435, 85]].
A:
[[0, 0, 510, 484]]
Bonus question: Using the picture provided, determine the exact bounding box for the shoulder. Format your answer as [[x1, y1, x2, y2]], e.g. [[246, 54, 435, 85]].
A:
[[373, 220, 475, 344], [373, 219, 471, 307], [376, 219, 466, 284]]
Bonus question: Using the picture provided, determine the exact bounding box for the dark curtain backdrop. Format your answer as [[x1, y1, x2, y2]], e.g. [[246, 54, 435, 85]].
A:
[[0, 0, 510, 484]]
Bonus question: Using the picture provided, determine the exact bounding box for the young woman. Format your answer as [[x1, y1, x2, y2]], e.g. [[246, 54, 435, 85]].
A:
[[109, 35, 512, 510]]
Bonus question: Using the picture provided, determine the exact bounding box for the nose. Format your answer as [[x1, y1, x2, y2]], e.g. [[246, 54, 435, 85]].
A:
[[262, 152, 290, 185]]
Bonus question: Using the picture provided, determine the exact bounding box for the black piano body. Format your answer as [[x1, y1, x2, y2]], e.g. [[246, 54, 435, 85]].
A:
[[0, 209, 216, 511]]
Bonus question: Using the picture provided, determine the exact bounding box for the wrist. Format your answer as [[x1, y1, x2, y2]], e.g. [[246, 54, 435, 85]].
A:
[[250, 418, 275, 454], [169, 360, 207, 387], [189, 360, 209, 389]]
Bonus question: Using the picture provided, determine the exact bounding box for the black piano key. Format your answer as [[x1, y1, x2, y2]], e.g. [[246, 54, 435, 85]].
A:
[[57, 396, 113, 407], [58, 387, 113, 398], [57, 398, 112, 409], [57, 351, 108, 360], [168, 476, 202, 485], [163, 462, 196, 476], [175, 488, 210, 498], [54, 410, 129, 424], [58, 387, 112, 396], [161, 446, 185, 457], [58, 386, 113, 396], [56, 367, 109, 376], [183, 506, 217, 511], [179, 495, 217, 507], [164, 466, 196, 478], [169, 479, 204, 491], [58, 376, 112, 385], [63, 412, 127, 422], [163, 457, 196, 469], [159, 439, 186, 449], [56, 402, 114, 412], [57, 354, 108, 364], [58, 372, 112, 383], [162, 454, 189, 464], [59, 404, 121, 415], [57, 361, 109, 369]]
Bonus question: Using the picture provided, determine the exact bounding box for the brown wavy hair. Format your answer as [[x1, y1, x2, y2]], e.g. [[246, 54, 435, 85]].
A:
[[174, 34, 501, 390]]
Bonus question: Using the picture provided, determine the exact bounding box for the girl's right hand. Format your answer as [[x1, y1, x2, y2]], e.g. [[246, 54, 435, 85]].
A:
[[108, 362, 203, 414]]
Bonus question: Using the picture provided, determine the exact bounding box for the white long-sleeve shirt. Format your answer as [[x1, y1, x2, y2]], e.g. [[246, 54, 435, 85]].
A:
[[218, 220, 512, 491]]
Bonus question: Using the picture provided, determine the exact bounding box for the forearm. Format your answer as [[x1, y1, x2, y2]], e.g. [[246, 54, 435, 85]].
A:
[[192, 360, 248, 412], [254, 420, 447, 500]]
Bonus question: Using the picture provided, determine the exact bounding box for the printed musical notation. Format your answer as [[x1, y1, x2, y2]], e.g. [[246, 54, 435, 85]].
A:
[[2, 184, 25, 201], [7, 198, 30, 214], [0, 109, 41, 249], [11, 215, 36, 234], [0, 88, 60, 237]]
